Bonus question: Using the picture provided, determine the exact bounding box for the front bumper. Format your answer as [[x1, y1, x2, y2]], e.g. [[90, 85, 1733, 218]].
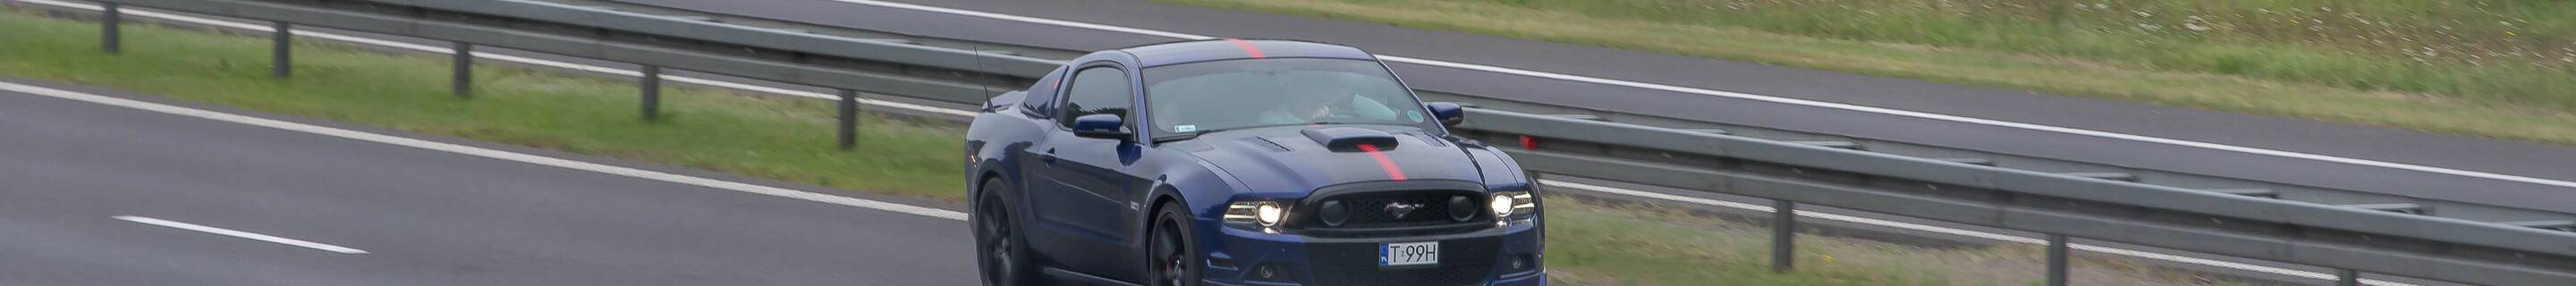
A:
[[1200, 220, 1545, 286]]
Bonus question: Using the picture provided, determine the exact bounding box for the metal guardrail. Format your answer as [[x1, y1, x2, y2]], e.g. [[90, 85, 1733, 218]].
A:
[[47, 0, 2576, 284], [1461, 109, 2576, 285], [511, 0, 2576, 237]]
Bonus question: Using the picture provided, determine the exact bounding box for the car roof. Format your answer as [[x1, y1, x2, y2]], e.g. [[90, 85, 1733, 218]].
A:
[[1121, 39, 1377, 67]]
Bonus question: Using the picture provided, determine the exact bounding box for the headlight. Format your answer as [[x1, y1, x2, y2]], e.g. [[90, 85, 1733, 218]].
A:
[[1255, 202, 1284, 226], [1225, 200, 1292, 229], [1491, 191, 1537, 222]]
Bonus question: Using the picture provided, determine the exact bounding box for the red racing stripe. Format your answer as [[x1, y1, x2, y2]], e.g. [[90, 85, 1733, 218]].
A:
[[1223, 38, 1267, 58], [1356, 144, 1407, 181]]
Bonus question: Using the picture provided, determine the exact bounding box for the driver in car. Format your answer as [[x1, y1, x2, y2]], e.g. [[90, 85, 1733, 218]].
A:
[[1257, 75, 1399, 125]]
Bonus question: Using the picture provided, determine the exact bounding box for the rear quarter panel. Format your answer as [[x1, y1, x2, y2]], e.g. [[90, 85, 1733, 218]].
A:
[[965, 90, 1045, 200], [967, 66, 1067, 198]]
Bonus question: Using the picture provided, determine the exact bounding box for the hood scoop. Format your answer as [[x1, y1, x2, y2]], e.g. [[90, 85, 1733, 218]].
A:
[[1301, 127, 1399, 152]]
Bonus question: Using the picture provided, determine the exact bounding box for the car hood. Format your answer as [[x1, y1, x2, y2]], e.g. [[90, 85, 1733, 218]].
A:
[[1174, 125, 1483, 195]]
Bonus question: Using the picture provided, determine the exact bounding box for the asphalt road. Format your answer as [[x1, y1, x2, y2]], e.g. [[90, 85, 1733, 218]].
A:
[[601, 0, 2576, 213], [0, 80, 973, 286]]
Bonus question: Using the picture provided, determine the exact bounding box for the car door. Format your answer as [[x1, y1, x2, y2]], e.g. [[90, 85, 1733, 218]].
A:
[[1023, 64, 1145, 275]]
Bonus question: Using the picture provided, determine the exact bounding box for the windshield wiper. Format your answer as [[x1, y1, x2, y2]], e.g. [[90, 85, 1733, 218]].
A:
[[1152, 131, 1203, 143], [1304, 122, 1411, 128], [1154, 122, 1410, 143], [1152, 125, 1268, 143]]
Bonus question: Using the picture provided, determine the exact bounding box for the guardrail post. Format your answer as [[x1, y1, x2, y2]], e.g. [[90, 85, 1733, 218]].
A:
[[101, 3, 120, 55], [836, 89, 858, 150], [1772, 199, 1795, 273], [2046, 234, 2070, 286], [271, 21, 291, 79], [640, 65, 661, 121], [2336, 269, 2360, 286], [452, 42, 471, 98]]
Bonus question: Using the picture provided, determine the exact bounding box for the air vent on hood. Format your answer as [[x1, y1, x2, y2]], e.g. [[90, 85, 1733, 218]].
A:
[[1407, 132, 1449, 147], [1301, 127, 1399, 152], [1244, 137, 1292, 152]]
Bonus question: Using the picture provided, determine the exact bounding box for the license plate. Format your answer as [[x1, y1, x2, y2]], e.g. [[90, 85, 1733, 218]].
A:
[[1379, 241, 1439, 266]]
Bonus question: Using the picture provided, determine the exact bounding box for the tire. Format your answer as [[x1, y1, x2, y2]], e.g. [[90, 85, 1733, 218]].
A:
[[976, 178, 1038, 286], [1147, 201, 1202, 286]]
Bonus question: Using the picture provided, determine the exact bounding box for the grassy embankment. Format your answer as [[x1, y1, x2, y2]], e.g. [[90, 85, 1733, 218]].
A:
[[1161, 0, 2576, 146], [0, 9, 2238, 285]]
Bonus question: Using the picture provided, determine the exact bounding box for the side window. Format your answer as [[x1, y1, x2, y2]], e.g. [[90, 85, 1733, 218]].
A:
[[1058, 66, 1132, 131], [1021, 67, 1066, 116]]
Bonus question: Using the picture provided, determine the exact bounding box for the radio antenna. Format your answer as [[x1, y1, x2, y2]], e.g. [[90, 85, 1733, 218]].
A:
[[973, 43, 996, 103]]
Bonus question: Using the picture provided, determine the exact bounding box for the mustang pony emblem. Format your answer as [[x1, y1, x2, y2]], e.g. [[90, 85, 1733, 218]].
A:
[[1385, 202, 1425, 219]]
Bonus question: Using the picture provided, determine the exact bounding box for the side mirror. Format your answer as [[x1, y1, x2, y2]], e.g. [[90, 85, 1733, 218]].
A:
[[1426, 102, 1465, 127], [1072, 114, 1131, 139]]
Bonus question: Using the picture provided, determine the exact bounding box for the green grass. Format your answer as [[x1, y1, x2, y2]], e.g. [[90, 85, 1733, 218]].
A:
[[1544, 198, 2245, 285], [0, 6, 968, 200], [0, 9, 2236, 285], [1157, 0, 2576, 146]]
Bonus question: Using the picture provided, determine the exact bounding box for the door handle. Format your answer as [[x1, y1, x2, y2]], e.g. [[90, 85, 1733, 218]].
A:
[[1038, 148, 1058, 164]]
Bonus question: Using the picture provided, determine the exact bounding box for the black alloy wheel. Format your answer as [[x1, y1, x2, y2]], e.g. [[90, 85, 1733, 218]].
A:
[[1148, 203, 1200, 286], [977, 179, 1036, 286]]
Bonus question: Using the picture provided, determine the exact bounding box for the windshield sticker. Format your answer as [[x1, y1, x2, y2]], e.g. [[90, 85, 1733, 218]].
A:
[[1174, 124, 1199, 132], [1404, 110, 1425, 122]]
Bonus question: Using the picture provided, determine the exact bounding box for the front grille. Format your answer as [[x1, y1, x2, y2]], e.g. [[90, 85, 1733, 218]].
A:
[[1335, 194, 1469, 228], [1304, 235, 1502, 286], [1292, 181, 1494, 236]]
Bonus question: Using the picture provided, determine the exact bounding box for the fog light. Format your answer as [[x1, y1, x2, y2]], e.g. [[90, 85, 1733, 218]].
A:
[[1510, 256, 1529, 270], [1249, 264, 1294, 282], [1447, 196, 1476, 222], [1319, 200, 1349, 226]]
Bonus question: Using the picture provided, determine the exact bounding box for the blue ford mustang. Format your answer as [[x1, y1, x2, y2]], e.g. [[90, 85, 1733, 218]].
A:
[[964, 39, 1543, 286]]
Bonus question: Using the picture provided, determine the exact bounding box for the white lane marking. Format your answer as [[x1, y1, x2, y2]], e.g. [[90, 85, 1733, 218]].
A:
[[14, 0, 975, 117], [113, 215, 370, 255], [825, 0, 2576, 189], [0, 81, 970, 221], [833, 0, 1210, 40], [1542, 180, 2413, 286]]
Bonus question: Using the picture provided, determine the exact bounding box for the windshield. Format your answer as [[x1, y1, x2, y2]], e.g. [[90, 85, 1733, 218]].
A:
[[1143, 58, 1433, 136]]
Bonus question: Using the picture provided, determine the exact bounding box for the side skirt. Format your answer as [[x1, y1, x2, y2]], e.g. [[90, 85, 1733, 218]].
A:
[[1041, 266, 1141, 286]]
